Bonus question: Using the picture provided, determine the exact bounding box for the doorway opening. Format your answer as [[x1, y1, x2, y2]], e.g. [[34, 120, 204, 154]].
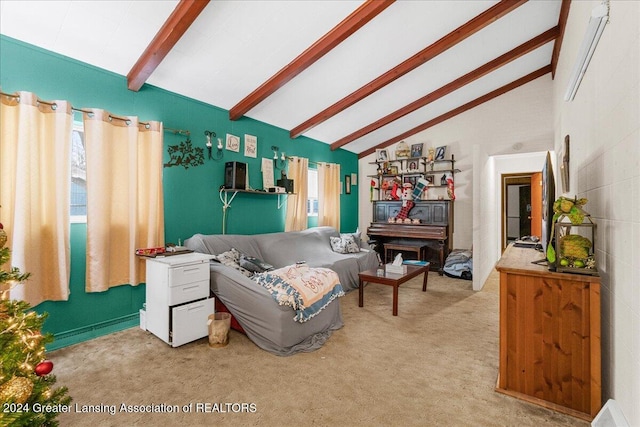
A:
[[501, 172, 541, 252]]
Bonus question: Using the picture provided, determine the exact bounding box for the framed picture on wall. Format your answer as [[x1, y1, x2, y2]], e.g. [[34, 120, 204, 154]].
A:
[[226, 133, 240, 152], [560, 135, 570, 193], [345, 175, 351, 194], [435, 146, 446, 161], [244, 134, 257, 158], [411, 143, 423, 158]]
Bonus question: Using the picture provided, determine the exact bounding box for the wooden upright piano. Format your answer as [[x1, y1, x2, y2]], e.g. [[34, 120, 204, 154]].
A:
[[367, 200, 452, 274]]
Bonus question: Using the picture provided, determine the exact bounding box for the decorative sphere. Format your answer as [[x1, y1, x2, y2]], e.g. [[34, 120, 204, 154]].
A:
[[35, 360, 54, 376], [0, 376, 33, 404]]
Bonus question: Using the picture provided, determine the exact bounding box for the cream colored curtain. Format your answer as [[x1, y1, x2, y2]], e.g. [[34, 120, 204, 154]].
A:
[[284, 156, 308, 232], [317, 162, 341, 230], [83, 110, 164, 292], [0, 91, 72, 305]]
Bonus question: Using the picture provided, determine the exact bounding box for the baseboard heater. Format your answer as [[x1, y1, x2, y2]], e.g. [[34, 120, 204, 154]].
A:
[[47, 313, 139, 351], [592, 399, 630, 427]]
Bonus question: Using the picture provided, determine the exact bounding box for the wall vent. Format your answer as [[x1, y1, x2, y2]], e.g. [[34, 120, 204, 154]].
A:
[[592, 399, 630, 427]]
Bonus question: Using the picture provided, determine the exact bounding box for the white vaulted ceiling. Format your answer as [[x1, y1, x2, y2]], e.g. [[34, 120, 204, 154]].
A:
[[0, 0, 565, 157]]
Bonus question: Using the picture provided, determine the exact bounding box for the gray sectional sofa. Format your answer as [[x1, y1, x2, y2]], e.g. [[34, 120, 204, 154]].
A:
[[184, 226, 378, 356]]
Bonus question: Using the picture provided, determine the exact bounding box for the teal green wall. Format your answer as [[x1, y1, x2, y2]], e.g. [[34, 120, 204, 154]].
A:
[[0, 36, 358, 343]]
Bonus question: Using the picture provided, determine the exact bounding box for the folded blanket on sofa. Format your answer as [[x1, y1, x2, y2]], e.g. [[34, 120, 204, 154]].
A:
[[252, 264, 344, 323]]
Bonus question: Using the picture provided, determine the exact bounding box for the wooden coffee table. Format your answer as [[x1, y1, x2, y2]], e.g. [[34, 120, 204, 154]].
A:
[[358, 264, 430, 316]]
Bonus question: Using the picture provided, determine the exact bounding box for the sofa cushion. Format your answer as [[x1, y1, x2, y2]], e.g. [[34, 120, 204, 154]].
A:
[[340, 229, 362, 247], [330, 235, 360, 254], [213, 248, 252, 277]]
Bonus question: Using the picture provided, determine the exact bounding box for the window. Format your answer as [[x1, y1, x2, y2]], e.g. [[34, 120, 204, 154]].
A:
[[307, 168, 318, 216], [70, 119, 87, 223]]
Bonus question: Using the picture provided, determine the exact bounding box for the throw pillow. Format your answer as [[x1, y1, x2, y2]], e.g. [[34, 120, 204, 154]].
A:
[[340, 229, 361, 248], [213, 248, 252, 277], [239, 254, 274, 273], [330, 235, 360, 254]]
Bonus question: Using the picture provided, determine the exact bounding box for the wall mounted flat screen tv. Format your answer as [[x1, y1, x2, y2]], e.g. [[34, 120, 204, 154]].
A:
[[537, 151, 556, 267]]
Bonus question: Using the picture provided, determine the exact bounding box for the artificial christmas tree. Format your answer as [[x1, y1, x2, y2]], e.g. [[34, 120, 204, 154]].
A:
[[0, 222, 71, 427]]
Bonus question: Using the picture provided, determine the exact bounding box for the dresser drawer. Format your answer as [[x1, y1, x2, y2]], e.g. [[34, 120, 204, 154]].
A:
[[171, 298, 214, 347], [168, 279, 209, 306], [169, 262, 209, 287]]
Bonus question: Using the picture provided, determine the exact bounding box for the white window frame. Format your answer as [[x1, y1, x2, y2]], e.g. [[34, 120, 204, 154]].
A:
[[70, 119, 87, 224], [307, 168, 318, 217]]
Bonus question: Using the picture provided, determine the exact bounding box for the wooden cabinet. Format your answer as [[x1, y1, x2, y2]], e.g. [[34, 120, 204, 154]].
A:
[[495, 245, 601, 421]]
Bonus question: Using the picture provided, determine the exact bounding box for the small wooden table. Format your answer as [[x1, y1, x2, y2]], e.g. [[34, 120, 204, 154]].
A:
[[358, 264, 430, 316]]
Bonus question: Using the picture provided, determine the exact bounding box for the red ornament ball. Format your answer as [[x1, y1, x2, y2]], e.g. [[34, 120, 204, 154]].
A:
[[35, 360, 54, 376]]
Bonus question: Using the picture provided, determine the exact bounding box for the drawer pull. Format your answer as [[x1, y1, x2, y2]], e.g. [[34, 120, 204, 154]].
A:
[[183, 267, 200, 273], [187, 303, 204, 311], [182, 285, 199, 292]]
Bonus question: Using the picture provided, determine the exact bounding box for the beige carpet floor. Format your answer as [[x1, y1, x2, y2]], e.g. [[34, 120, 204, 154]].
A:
[[50, 271, 589, 427]]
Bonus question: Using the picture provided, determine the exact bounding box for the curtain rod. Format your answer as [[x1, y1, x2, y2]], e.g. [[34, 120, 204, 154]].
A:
[[1, 90, 189, 135], [287, 156, 334, 167]]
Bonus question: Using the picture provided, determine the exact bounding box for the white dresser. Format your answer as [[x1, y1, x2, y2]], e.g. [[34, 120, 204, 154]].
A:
[[145, 253, 214, 347]]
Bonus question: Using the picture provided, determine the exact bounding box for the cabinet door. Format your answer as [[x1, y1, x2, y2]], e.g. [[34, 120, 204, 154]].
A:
[[502, 275, 598, 416]]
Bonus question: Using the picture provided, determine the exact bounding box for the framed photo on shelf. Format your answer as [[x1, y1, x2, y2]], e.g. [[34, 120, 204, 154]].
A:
[[425, 175, 435, 185], [376, 148, 389, 162], [403, 175, 419, 188], [435, 145, 446, 161], [411, 143, 423, 158], [408, 160, 419, 171], [388, 165, 399, 175]]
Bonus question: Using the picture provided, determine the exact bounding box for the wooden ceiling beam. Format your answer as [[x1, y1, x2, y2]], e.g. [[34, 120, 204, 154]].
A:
[[228, 0, 395, 121], [331, 26, 559, 151], [358, 65, 553, 159], [127, 0, 210, 92], [551, 0, 571, 78], [290, 0, 527, 139]]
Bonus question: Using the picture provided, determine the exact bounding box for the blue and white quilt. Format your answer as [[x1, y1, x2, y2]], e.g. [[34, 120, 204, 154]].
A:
[[252, 264, 344, 323]]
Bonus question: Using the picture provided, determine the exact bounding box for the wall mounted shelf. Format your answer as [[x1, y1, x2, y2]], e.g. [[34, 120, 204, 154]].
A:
[[220, 188, 293, 210], [219, 188, 294, 234]]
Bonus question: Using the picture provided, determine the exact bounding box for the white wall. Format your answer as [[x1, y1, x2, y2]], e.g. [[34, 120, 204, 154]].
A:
[[553, 1, 640, 423], [358, 75, 554, 290], [359, 76, 554, 260], [473, 150, 553, 291]]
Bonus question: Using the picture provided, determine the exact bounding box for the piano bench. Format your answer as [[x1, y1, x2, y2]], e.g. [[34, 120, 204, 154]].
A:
[[384, 243, 428, 264]]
